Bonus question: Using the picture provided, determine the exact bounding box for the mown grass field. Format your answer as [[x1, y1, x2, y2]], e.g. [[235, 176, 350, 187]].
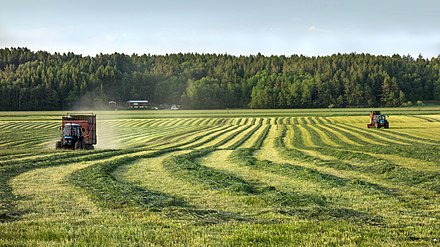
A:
[[1, 108, 440, 246]]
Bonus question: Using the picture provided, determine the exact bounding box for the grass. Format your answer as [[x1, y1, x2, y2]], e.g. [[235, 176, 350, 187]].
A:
[[1, 108, 440, 246]]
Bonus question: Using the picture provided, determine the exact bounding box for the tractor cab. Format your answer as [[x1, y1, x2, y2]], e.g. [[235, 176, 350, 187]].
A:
[[62, 123, 84, 138], [58, 123, 85, 149]]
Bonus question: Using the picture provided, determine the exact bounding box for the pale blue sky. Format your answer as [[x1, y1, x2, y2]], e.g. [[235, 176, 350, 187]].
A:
[[1, 0, 439, 57]]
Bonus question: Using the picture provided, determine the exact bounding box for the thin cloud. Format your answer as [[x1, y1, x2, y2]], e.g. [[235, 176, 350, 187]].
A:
[[307, 25, 330, 34]]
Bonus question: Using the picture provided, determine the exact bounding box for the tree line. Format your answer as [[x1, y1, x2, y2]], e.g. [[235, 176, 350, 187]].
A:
[[1, 47, 439, 110]]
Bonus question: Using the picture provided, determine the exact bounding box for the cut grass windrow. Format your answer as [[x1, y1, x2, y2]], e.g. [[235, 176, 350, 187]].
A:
[[314, 124, 362, 147], [326, 124, 378, 146], [163, 149, 259, 194], [227, 148, 383, 224], [69, 149, 188, 210], [205, 125, 251, 149], [225, 123, 262, 150], [276, 126, 440, 194], [179, 125, 239, 149], [336, 124, 407, 145], [0, 149, 133, 222], [2, 111, 440, 246], [70, 148, 251, 223]]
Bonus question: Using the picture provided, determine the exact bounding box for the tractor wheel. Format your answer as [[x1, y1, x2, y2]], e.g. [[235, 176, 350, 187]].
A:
[[74, 142, 81, 150], [385, 123, 389, 129], [55, 141, 62, 149]]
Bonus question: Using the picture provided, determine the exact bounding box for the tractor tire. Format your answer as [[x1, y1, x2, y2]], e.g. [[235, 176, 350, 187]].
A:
[[74, 142, 81, 150], [385, 123, 389, 129], [55, 141, 62, 149]]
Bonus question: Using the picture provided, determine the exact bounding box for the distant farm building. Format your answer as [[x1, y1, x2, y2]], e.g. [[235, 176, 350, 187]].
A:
[[127, 100, 149, 109]]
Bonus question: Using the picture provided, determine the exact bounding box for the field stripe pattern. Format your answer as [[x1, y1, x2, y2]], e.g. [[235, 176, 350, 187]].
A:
[[1, 111, 440, 246]]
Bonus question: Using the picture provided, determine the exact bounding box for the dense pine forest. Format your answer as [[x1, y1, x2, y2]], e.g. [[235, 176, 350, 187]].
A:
[[0, 47, 439, 110]]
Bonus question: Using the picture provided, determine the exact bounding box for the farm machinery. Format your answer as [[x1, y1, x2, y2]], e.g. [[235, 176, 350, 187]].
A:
[[56, 113, 97, 150], [367, 111, 389, 129]]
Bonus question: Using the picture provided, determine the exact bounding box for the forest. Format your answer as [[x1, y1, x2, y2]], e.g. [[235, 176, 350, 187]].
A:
[[0, 47, 439, 110]]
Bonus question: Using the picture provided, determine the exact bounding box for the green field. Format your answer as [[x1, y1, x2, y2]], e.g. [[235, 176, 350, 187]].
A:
[[1, 108, 440, 246]]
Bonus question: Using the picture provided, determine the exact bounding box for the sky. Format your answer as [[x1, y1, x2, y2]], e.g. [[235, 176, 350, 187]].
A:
[[1, 0, 440, 57]]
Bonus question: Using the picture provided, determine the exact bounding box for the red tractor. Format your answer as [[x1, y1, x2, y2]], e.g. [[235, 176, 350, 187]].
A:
[[56, 113, 97, 150], [367, 111, 389, 129]]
